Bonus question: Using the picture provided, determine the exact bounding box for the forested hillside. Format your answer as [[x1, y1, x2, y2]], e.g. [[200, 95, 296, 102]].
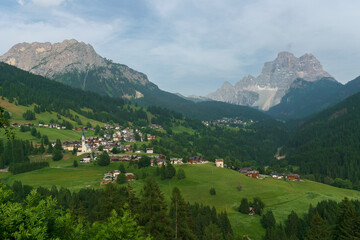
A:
[[286, 91, 360, 189]]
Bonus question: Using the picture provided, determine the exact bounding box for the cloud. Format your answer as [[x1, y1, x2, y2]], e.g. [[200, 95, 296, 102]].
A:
[[2, 0, 360, 95], [32, 0, 65, 7]]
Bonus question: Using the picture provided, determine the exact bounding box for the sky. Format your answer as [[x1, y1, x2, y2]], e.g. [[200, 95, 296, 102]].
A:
[[0, 0, 359, 96]]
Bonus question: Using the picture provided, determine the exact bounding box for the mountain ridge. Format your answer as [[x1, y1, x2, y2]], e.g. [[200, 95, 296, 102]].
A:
[[207, 52, 334, 110]]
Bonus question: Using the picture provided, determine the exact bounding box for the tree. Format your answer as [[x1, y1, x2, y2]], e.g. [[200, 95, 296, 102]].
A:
[[72, 147, 77, 155], [177, 168, 186, 180], [139, 177, 173, 239], [261, 211, 276, 229], [334, 198, 360, 239], [252, 197, 265, 215], [285, 210, 299, 239], [47, 142, 53, 153], [305, 212, 331, 240], [73, 160, 78, 167], [169, 187, 196, 240], [52, 150, 63, 161], [209, 187, 216, 195], [22, 110, 36, 120], [38, 139, 45, 154], [138, 155, 151, 168], [98, 145, 104, 151], [116, 173, 127, 184], [118, 163, 126, 173], [160, 163, 167, 180], [86, 122, 92, 129], [98, 152, 110, 166], [54, 139, 62, 151], [166, 162, 176, 178], [238, 198, 249, 214], [203, 224, 223, 240], [0, 106, 14, 139]]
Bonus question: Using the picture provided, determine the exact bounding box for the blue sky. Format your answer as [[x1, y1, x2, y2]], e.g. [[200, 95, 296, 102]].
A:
[[0, 0, 360, 96]]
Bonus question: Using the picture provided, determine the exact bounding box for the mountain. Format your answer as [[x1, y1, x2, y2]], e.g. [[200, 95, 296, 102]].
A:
[[0, 39, 269, 121], [207, 52, 334, 110], [0, 39, 153, 99], [285, 90, 360, 188], [268, 76, 360, 120], [267, 78, 342, 119]]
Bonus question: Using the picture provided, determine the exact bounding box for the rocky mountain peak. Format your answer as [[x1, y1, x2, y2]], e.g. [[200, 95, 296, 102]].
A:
[[207, 52, 335, 110], [0, 39, 151, 99]]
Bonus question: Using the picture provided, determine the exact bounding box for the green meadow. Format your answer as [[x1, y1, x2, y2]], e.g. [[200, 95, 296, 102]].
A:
[[1, 157, 360, 239]]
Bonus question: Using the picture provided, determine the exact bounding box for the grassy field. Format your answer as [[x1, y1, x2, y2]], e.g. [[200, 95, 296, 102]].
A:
[[1, 159, 360, 239], [0, 98, 105, 127]]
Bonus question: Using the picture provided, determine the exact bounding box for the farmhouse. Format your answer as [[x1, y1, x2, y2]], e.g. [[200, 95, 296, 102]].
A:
[[239, 167, 252, 174], [215, 159, 224, 168], [146, 148, 154, 154], [125, 173, 135, 181], [246, 170, 259, 179], [189, 156, 204, 164], [270, 172, 283, 179], [286, 174, 300, 181]]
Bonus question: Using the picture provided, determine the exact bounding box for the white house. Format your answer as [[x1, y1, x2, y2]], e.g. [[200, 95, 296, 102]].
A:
[[215, 159, 224, 168]]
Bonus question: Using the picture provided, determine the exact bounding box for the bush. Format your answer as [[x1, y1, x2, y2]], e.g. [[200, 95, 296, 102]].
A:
[[98, 152, 110, 166], [116, 173, 127, 184], [52, 150, 63, 161], [210, 187, 216, 195], [73, 160, 78, 167], [177, 168, 186, 179]]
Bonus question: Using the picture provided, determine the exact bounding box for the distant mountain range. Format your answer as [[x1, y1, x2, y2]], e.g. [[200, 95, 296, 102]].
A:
[[0, 39, 268, 121], [207, 52, 334, 111]]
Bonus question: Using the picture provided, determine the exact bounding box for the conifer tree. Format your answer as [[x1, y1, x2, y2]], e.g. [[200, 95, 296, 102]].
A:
[[238, 198, 249, 214], [334, 198, 360, 239], [169, 187, 196, 240], [261, 210, 276, 229], [285, 210, 300, 239], [139, 177, 173, 239], [203, 223, 223, 240], [39, 139, 45, 154], [304, 212, 330, 240]]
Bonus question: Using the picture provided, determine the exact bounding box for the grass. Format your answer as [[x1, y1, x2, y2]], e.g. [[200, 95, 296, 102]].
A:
[[2, 161, 360, 239], [0, 127, 97, 143], [0, 98, 105, 127]]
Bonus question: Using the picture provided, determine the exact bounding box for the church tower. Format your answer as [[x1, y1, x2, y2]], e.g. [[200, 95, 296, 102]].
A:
[[81, 128, 86, 153]]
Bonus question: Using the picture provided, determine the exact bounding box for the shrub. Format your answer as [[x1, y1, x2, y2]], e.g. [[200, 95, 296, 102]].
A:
[[210, 187, 216, 195], [116, 173, 127, 184], [177, 168, 186, 180], [52, 150, 63, 161], [73, 160, 78, 167]]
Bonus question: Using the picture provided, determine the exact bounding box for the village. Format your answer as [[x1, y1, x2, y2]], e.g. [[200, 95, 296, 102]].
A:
[[202, 117, 254, 128]]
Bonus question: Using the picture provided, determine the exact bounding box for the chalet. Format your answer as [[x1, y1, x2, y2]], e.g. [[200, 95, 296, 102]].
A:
[[286, 174, 300, 181], [189, 156, 204, 164], [215, 159, 224, 168], [147, 135, 156, 141], [80, 156, 91, 163], [146, 148, 154, 154], [170, 158, 183, 165], [270, 172, 283, 180], [246, 170, 259, 179], [125, 173, 135, 181], [112, 170, 120, 178], [239, 167, 252, 174]]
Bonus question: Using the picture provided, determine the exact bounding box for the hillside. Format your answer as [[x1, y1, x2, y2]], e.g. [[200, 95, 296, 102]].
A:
[[285, 91, 360, 188], [1, 159, 360, 239], [0, 40, 270, 121], [268, 76, 360, 120]]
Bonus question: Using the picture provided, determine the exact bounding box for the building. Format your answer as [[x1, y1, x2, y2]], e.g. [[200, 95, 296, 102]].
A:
[[146, 148, 154, 154], [125, 173, 135, 181], [79, 129, 91, 155], [246, 170, 259, 179], [286, 174, 300, 181], [215, 159, 224, 168]]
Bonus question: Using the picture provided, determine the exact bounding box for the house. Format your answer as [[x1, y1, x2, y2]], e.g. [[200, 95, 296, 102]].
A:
[[189, 156, 204, 164], [147, 135, 156, 141], [239, 167, 252, 174], [270, 172, 283, 180], [80, 156, 91, 163], [125, 173, 135, 181], [215, 159, 224, 168], [146, 148, 154, 154], [286, 174, 300, 181], [246, 170, 259, 179], [110, 157, 120, 162], [170, 158, 183, 165], [112, 170, 120, 178]]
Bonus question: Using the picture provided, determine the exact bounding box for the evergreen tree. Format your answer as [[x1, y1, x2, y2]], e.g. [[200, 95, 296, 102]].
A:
[[261, 210, 276, 229], [334, 198, 360, 239], [238, 198, 249, 214], [218, 211, 233, 239], [160, 163, 167, 180], [118, 163, 126, 173], [304, 212, 331, 240], [204, 223, 223, 240], [166, 162, 176, 178], [72, 147, 77, 155], [176, 168, 186, 179], [139, 177, 173, 239], [52, 150, 63, 161], [263, 224, 287, 240], [47, 142, 53, 153], [209, 187, 216, 195], [116, 174, 127, 184], [169, 187, 196, 240], [54, 139, 62, 150], [73, 160, 78, 167], [98, 152, 110, 166], [39, 139, 45, 154], [285, 210, 300, 239], [252, 197, 265, 215]]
